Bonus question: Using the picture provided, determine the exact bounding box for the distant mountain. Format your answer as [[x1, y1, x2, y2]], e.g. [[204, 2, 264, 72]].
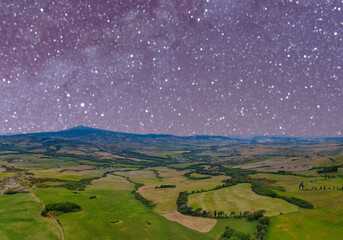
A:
[[0, 125, 342, 147]]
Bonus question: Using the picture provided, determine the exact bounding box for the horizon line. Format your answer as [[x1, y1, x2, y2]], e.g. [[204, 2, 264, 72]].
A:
[[1, 125, 342, 139]]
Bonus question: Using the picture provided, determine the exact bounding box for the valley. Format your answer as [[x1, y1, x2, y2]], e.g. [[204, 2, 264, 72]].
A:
[[0, 126, 343, 239]]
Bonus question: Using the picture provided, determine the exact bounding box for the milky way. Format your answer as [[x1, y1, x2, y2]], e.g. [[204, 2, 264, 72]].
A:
[[1, 0, 343, 136]]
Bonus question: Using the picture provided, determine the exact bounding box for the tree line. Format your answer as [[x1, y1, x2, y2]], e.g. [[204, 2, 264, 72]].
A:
[[251, 182, 314, 209], [155, 184, 176, 189]]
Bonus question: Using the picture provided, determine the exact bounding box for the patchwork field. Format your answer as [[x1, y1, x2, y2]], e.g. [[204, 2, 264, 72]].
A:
[[188, 183, 298, 216], [137, 167, 228, 214], [235, 156, 312, 172], [35, 178, 214, 240], [1, 128, 343, 240]]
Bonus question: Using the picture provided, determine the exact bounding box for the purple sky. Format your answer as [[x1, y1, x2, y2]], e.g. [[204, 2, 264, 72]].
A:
[[0, 0, 342, 136]]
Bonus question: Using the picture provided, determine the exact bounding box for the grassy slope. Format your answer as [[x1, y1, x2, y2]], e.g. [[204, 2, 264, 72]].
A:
[[252, 173, 343, 239], [0, 193, 60, 240], [188, 183, 298, 216], [30, 169, 107, 181], [35, 175, 214, 240], [208, 218, 257, 239]]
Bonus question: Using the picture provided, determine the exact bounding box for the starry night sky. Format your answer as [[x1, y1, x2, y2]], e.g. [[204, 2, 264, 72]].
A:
[[1, 0, 342, 136]]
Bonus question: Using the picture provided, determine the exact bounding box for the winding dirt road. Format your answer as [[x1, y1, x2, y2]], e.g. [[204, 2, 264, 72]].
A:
[[30, 191, 65, 240]]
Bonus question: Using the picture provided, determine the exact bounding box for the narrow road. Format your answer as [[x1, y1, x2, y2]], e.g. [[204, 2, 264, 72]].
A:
[[30, 191, 65, 240]]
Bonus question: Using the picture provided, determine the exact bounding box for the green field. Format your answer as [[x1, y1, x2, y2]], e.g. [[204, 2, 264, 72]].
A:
[[0, 193, 59, 240], [189, 183, 299, 216], [30, 169, 107, 181], [35, 177, 214, 240]]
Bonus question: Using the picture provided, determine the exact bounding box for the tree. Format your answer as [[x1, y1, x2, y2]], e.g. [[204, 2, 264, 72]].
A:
[[247, 213, 255, 221], [195, 208, 202, 216], [258, 216, 270, 226], [243, 211, 250, 217], [256, 230, 266, 240], [254, 210, 265, 219]]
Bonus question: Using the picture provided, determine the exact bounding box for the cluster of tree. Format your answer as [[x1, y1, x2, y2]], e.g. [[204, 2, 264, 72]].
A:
[[220, 226, 252, 240], [41, 210, 49, 217], [214, 210, 226, 217], [133, 191, 156, 208], [317, 166, 338, 174], [184, 172, 211, 180], [251, 182, 278, 198], [246, 210, 271, 239], [280, 196, 314, 209], [155, 184, 176, 189], [3, 190, 27, 195], [195, 169, 221, 176], [255, 216, 270, 240], [191, 188, 207, 194], [251, 182, 314, 209], [45, 202, 81, 213], [246, 210, 265, 221], [176, 191, 189, 208], [184, 163, 223, 176], [225, 168, 253, 178], [222, 176, 250, 186], [179, 205, 228, 218]]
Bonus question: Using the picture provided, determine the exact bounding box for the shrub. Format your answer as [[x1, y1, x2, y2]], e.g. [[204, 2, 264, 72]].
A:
[[45, 202, 81, 213], [3, 190, 20, 195], [41, 210, 48, 217], [317, 166, 338, 174]]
